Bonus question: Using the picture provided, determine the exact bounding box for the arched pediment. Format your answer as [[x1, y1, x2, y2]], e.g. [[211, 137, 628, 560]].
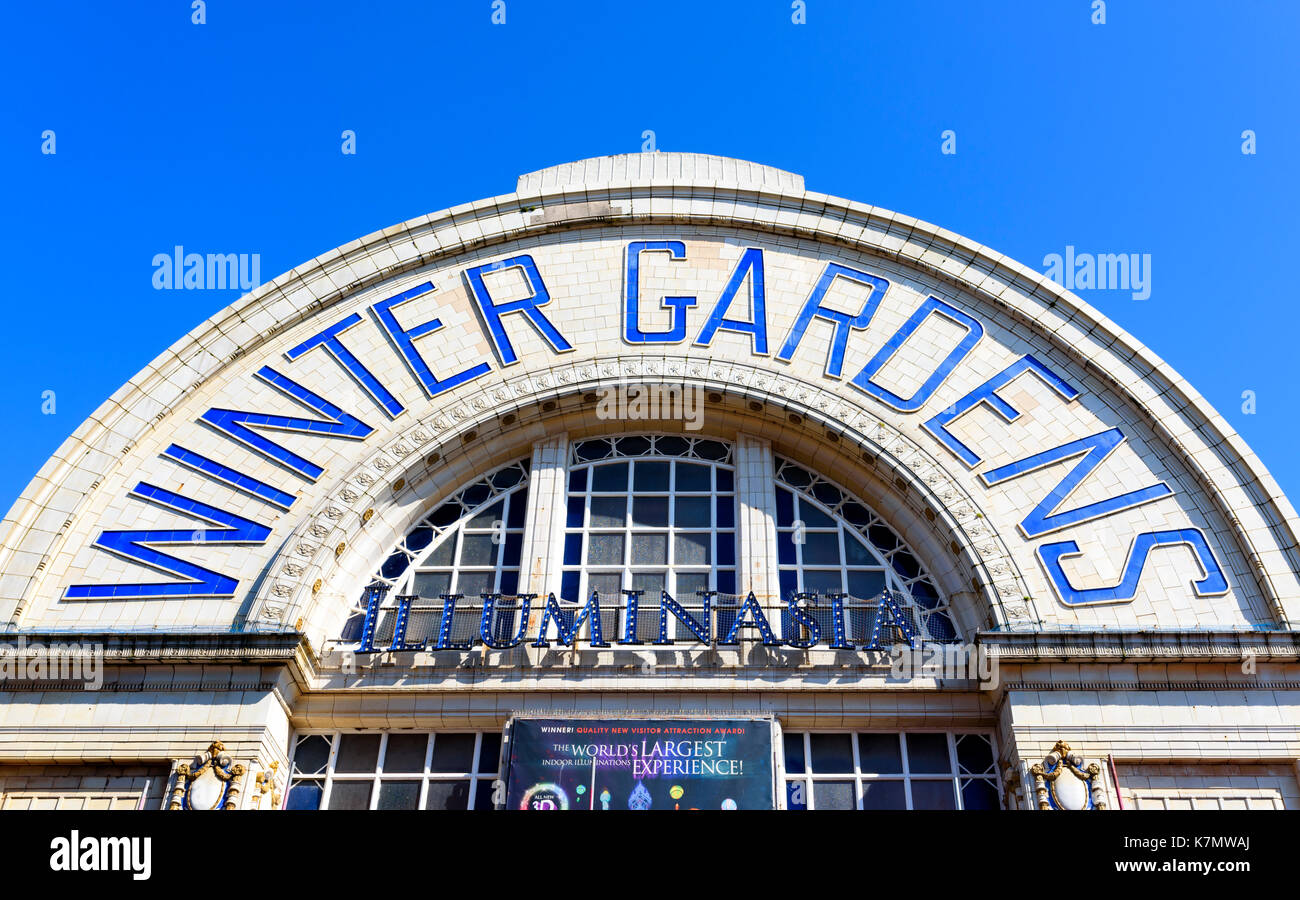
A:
[[1, 153, 1295, 644]]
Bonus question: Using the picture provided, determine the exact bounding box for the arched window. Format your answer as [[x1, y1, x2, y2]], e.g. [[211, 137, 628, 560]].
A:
[[344, 436, 957, 647], [773, 457, 956, 642], [340, 459, 530, 646], [559, 435, 738, 642]]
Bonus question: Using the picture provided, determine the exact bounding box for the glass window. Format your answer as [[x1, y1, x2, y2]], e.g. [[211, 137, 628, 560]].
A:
[[285, 780, 323, 811], [809, 733, 854, 772], [289, 732, 502, 810], [773, 457, 956, 646], [558, 437, 739, 641], [431, 733, 477, 773], [343, 460, 531, 649], [377, 781, 422, 810], [857, 733, 903, 773], [335, 734, 381, 774], [905, 733, 953, 774], [860, 781, 907, 810], [780, 731, 999, 810], [383, 734, 429, 774], [326, 781, 372, 810]]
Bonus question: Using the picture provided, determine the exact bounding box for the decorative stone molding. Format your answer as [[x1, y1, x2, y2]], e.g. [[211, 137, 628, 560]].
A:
[[1030, 740, 1107, 810], [169, 741, 247, 810], [252, 761, 281, 810], [980, 629, 1300, 662]]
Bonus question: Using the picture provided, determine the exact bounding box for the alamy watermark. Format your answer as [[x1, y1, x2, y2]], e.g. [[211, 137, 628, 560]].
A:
[[0, 637, 103, 689], [888, 641, 998, 690], [1042, 245, 1151, 300], [152, 246, 261, 291], [594, 381, 705, 431]]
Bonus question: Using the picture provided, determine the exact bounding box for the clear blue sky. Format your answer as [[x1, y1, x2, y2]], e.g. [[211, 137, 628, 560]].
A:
[[2, 1, 1297, 510]]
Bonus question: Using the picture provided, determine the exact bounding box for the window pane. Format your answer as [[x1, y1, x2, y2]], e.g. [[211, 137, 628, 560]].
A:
[[506, 491, 528, 528], [797, 499, 835, 528], [335, 734, 381, 773], [961, 779, 1000, 810], [715, 496, 735, 529], [377, 780, 421, 810], [293, 735, 331, 775], [674, 571, 709, 599], [567, 468, 587, 492], [783, 733, 806, 774], [715, 468, 734, 492], [591, 462, 628, 492], [458, 534, 496, 566], [424, 781, 471, 810], [847, 570, 886, 599], [777, 530, 797, 565], [560, 570, 580, 603], [466, 500, 503, 528], [326, 780, 372, 810], [566, 496, 585, 527], [910, 780, 956, 810], [406, 525, 435, 554], [674, 497, 711, 527], [778, 569, 798, 602], [809, 734, 854, 772], [413, 571, 451, 599], [844, 535, 876, 566], [285, 780, 322, 810], [589, 497, 626, 527], [473, 779, 497, 811], [716, 570, 736, 594], [775, 488, 795, 527], [802, 570, 843, 595], [956, 735, 995, 775], [630, 533, 668, 565], [905, 734, 952, 774], [631, 497, 669, 527], [801, 532, 842, 565], [384, 734, 429, 773], [786, 780, 808, 810], [891, 551, 921, 579], [456, 570, 492, 598], [563, 533, 582, 566], [813, 781, 855, 810], [674, 533, 710, 566], [675, 462, 710, 491], [586, 533, 625, 565], [587, 572, 622, 600], [631, 571, 665, 596], [716, 532, 736, 566], [860, 780, 907, 810], [501, 533, 523, 567], [479, 734, 502, 774], [857, 734, 903, 773], [499, 569, 519, 595], [633, 460, 670, 492], [426, 538, 455, 567], [431, 734, 477, 773]]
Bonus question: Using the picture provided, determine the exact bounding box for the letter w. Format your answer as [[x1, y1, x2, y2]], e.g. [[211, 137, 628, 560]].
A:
[[200, 366, 373, 480], [980, 427, 1172, 539], [65, 483, 271, 599]]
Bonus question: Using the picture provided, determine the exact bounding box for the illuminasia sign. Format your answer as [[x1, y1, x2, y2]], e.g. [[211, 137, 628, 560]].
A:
[[505, 718, 776, 811]]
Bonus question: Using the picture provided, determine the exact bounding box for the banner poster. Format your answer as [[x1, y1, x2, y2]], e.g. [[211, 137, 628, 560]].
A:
[[505, 718, 776, 810]]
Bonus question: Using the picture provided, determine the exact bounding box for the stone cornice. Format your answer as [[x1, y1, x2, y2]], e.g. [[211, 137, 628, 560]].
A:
[[0, 630, 304, 663], [978, 629, 1300, 661]]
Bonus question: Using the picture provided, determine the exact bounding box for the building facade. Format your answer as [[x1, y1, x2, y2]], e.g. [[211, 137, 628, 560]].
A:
[[1, 153, 1297, 811]]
